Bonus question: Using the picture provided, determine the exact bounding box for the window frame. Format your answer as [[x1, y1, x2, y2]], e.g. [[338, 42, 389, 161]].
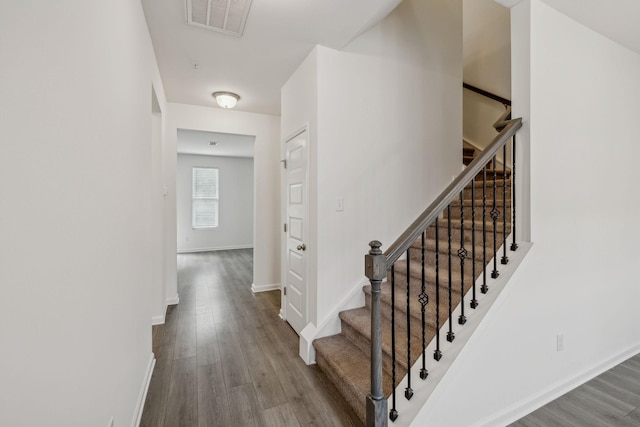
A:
[[191, 166, 219, 229]]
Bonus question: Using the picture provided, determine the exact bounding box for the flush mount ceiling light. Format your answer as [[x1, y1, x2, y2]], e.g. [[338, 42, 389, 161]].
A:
[[212, 91, 240, 109]]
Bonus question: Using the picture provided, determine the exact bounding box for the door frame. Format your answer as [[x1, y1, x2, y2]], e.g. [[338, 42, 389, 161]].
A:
[[280, 124, 310, 331]]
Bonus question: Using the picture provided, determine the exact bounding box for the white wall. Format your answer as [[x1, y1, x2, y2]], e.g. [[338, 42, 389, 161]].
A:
[[281, 48, 319, 323], [282, 0, 462, 328], [0, 1, 165, 425], [166, 103, 280, 291], [463, 0, 511, 151], [151, 89, 169, 324], [413, 1, 640, 425], [177, 154, 254, 252]]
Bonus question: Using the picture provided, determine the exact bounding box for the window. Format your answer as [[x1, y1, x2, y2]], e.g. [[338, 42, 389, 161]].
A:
[[192, 167, 219, 228]]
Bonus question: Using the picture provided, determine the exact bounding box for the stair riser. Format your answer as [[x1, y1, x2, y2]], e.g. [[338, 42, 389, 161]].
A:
[[340, 320, 427, 379], [365, 284, 461, 332], [404, 250, 488, 277], [462, 186, 510, 199], [475, 172, 510, 181], [315, 352, 366, 422], [445, 205, 511, 221], [426, 224, 510, 244]]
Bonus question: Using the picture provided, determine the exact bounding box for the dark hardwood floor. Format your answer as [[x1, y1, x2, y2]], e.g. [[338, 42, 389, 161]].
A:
[[510, 353, 640, 426], [140, 249, 361, 427]]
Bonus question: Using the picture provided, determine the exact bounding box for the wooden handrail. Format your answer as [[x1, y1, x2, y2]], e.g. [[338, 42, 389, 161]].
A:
[[463, 82, 511, 107], [383, 115, 521, 267]]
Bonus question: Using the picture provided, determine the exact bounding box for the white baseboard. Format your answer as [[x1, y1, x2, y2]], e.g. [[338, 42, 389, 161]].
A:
[[177, 244, 253, 254], [166, 295, 179, 306], [132, 353, 155, 427], [279, 308, 285, 320], [151, 314, 165, 326], [251, 283, 281, 293], [479, 343, 640, 427]]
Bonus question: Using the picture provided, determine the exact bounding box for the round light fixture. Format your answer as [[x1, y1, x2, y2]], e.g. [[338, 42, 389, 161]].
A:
[[212, 91, 240, 109]]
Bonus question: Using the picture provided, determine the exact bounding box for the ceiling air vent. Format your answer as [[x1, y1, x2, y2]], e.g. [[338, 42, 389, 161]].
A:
[[185, 0, 253, 37]]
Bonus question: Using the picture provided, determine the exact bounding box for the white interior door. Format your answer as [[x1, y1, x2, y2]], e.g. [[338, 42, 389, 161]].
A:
[[284, 129, 308, 335]]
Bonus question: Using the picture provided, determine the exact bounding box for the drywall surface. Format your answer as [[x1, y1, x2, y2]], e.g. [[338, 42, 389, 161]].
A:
[[0, 0, 165, 425], [166, 103, 280, 290], [281, 47, 319, 324], [313, 0, 463, 326], [464, 0, 511, 97], [281, 0, 462, 329], [177, 154, 254, 252], [463, 0, 512, 150], [413, 1, 640, 425]]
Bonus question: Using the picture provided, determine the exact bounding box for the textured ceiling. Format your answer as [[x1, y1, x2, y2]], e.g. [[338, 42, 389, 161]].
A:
[[142, 0, 401, 116], [177, 129, 255, 158]]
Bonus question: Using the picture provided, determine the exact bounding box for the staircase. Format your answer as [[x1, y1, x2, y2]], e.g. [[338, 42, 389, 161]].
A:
[[314, 145, 513, 424]]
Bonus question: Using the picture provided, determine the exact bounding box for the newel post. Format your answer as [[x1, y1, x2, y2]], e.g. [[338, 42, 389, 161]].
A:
[[365, 240, 388, 427]]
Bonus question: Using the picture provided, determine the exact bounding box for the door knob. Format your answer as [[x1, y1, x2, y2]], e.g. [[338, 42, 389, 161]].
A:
[[297, 243, 306, 251]]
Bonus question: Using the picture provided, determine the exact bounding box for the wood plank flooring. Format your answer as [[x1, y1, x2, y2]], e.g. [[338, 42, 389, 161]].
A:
[[140, 249, 361, 427], [510, 353, 640, 426]]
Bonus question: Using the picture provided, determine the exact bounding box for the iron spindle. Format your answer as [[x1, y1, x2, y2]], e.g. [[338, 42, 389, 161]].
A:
[[511, 135, 518, 252], [501, 143, 509, 265], [491, 155, 500, 279], [419, 233, 428, 380], [471, 182, 478, 309], [405, 252, 413, 400], [481, 166, 488, 294], [446, 206, 454, 343], [390, 265, 398, 421], [458, 192, 467, 325], [434, 222, 442, 361]]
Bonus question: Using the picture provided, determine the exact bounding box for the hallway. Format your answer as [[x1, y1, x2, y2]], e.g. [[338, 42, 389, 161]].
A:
[[140, 249, 359, 426]]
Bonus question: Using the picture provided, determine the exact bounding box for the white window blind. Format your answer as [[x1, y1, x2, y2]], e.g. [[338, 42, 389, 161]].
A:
[[192, 167, 219, 228]]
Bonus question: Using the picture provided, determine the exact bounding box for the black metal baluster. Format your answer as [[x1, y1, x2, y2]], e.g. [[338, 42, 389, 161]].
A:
[[501, 143, 509, 265], [419, 232, 428, 379], [434, 222, 442, 361], [491, 155, 500, 279], [405, 252, 413, 400], [458, 192, 467, 325], [390, 265, 398, 421], [511, 135, 519, 252], [481, 166, 488, 294], [471, 182, 478, 308], [446, 205, 454, 342]]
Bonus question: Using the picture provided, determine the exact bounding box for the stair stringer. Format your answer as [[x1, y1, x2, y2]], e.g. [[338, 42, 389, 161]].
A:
[[388, 240, 532, 427]]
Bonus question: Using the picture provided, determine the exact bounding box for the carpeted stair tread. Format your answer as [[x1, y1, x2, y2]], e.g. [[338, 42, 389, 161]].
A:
[[409, 236, 496, 256], [467, 178, 510, 187], [314, 334, 393, 421], [425, 219, 511, 243], [392, 259, 475, 285], [432, 217, 508, 232], [450, 198, 510, 208], [363, 278, 458, 330], [399, 246, 487, 278], [339, 307, 428, 375]]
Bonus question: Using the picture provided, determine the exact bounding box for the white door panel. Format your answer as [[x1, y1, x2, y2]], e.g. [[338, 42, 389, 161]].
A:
[[284, 129, 308, 335]]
